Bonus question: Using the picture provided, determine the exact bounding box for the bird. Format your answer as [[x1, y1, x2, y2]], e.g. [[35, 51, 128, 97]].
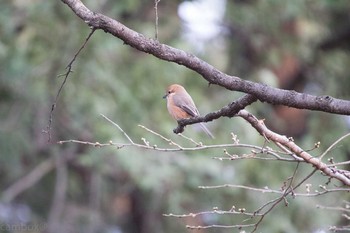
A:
[[163, 84, 214, 138]]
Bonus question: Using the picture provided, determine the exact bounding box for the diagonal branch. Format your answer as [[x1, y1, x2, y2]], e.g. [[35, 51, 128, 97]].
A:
[[174, 94, 258, 133], [2, 147, 77, 203], [43, 28, 95, 142], [61, 0, 350, 115], [237, 110, 350, 186]]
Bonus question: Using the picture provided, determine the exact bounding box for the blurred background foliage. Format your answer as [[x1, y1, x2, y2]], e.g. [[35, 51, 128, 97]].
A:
[[0, 0, 350, 232]]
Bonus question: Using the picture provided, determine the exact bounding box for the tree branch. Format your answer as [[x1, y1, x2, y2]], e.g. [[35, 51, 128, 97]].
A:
[[2, 147, 77, 203], [61, 0, 350, 115], [43, 28, 95, 142], [57, 114, 350, 186], [237, 110, 350, 186], [174, 94, 258, 133]]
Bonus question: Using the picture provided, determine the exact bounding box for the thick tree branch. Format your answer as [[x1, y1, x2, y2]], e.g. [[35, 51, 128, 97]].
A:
[[61, 0, 350, 115], [174, 94, 258, 133]]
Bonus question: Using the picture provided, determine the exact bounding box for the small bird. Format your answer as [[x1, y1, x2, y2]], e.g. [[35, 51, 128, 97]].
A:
[[163, 84, 214, 138]]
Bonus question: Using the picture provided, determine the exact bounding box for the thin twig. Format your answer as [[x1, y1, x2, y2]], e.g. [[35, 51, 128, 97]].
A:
[[163, 207, 263, 218], [100, 114, 134, 144], [316, 205, 350, 213], [62, 116, 303, 158], [56, 116, 349, 232], [178, 133, 202, 147], [237, 110, 350, 186], [198, 184, 349, 197], [251, 163, 300, 232], [58, 138, 301, 158], [138, 124, 183, 149], [154, 0, 160, 40], [319, 133, 350, 160], [327, 160, 350, 167], [43, 28, 96, 142], [274, 141, 303, 161], [186, 223, 256, 230]]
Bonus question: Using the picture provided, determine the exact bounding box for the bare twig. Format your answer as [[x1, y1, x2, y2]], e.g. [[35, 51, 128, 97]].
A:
[[178, 133, 202, 147], [215, 145, 300, 161], [154, 0, 160, 40], [328, 160, 350, 167], [186, 223, 256, 230], [55, 116, 350, 232], [317, 203, 350, 231], [163, 207, 263, 218], [43, 28, 95, 142], [101, 114, 134, 144], [319, 132, 350, 160], [58, 113, 350, 186], [198, 184, 350, 197], [274, 142, 303, 161], [317, 204, 350, 213], [250, 163, 300, 232], [138, 124, 183, 149], [59, 119, 314, 173], [237, 110, 350, 186], [181, 166, 320, 232]]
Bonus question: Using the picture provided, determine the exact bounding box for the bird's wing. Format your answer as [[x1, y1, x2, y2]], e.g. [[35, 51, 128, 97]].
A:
[[173, 93, 199, 117]]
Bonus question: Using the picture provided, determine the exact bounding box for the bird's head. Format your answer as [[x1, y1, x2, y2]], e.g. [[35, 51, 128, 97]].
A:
[[163, 84, 185, 99]]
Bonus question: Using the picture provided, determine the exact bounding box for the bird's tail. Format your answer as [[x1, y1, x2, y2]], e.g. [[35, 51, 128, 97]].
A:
[[199, 123, 215, 139]]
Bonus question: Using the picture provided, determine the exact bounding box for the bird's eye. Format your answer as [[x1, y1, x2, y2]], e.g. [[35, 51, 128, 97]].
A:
[[168, 90, 171, 94]]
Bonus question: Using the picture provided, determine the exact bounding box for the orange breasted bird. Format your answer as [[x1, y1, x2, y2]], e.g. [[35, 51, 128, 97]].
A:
[[163, 84, 214, 138]]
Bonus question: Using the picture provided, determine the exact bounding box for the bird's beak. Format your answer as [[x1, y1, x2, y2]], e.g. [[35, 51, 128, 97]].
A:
[[163, 93, 168, 99]]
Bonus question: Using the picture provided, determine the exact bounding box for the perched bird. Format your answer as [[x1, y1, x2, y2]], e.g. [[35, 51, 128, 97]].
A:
[[163, 84, 214, 138]]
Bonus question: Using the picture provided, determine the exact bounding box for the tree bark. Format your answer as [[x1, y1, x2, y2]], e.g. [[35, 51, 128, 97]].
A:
[[61, 0, 350, 115]]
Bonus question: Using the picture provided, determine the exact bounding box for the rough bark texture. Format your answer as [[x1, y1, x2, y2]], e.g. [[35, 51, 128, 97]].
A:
[[237, 110, 350, 186], [61, 0, 350, 115]]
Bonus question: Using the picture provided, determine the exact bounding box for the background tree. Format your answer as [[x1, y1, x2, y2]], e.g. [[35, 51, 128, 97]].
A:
[[0, 0, 349, 233]]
